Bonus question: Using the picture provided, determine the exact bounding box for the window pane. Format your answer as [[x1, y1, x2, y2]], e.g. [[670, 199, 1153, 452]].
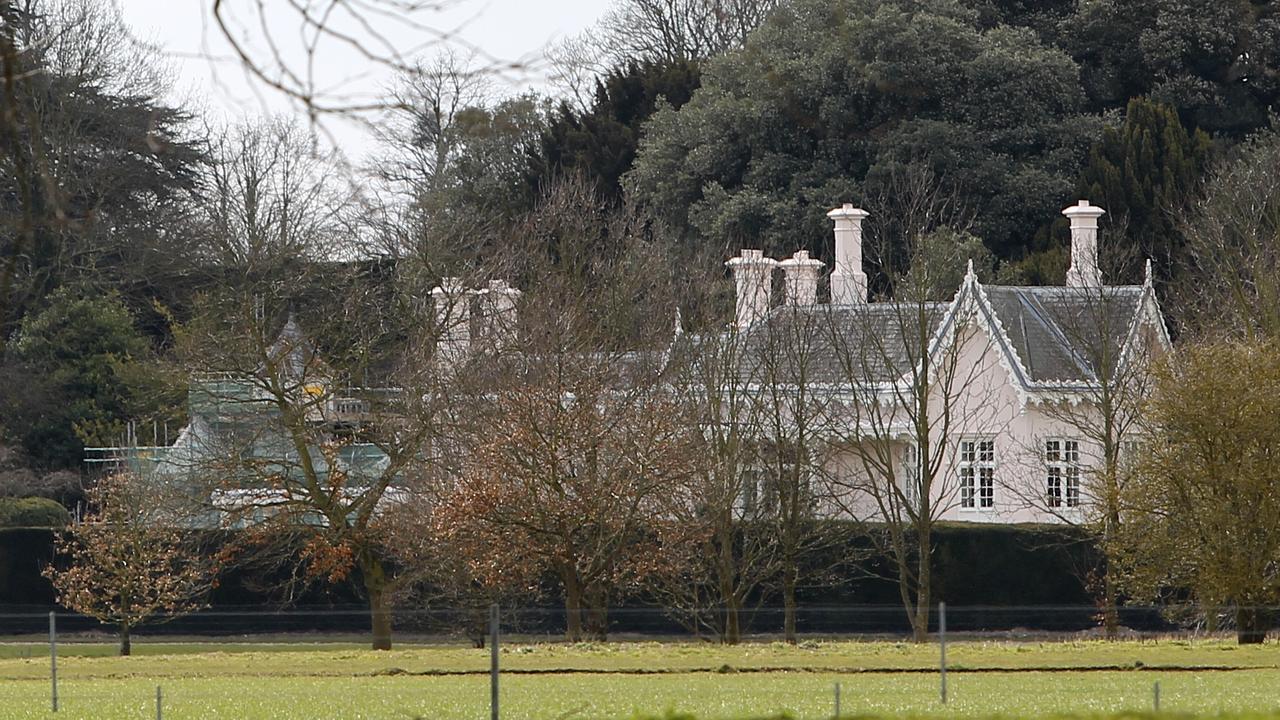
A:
[[960, 467, 974, 508], [1045, 440, 1059, 462]]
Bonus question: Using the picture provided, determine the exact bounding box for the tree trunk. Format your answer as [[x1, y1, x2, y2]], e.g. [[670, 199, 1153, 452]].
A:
[[119, 622, 131, 656], [1102, 502, 1121, 639], [724, 594, 742, 646], [362, 556, 393, 651], [716, 524, 741, 645], [1102, 562, 1119, 639], [782, 563, 798, 644], [563, 572, 584, 642], [912, 528, 932, 643], [1236, 606, 1268, 645]]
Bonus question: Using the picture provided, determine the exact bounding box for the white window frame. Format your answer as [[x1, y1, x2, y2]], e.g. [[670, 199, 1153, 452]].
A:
[[1045, 438, 1081, 509], [958, 437, 995, 510], [737, 466, 763, 516], [900, 442, 920, 507]]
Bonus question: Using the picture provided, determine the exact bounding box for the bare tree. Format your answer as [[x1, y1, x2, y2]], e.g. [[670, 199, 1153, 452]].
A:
[[172, 251, 494, 650], [425, 178, 699, 641], [1176, 128, 1280, 340], [1000, 233, 1168, 638], [195, 118, 357, 266], [545, 34, 610, 113], [167, 153, 516, 649], [208, 1, 524, 118], [824, 165, 1004, 642], [597, 0, 780, 65], [747, 300, 846, 643], [372, 50, 491, 198], [655, 320, 784, 643]]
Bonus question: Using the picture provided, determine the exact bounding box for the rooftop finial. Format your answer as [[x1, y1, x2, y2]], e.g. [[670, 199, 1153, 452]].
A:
[[966, 257, 976, 279], [1143, 258, 1154, 289], [673, 307, 684, 337]]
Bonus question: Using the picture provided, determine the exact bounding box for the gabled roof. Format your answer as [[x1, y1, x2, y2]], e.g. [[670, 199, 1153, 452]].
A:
[[689, 267, 1168, 396], [980, 285, 1146, 385]]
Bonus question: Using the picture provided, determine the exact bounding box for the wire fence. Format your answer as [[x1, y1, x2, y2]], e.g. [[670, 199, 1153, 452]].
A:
[[2, 605, 1279, 720], [1, 603, 1274, 643]]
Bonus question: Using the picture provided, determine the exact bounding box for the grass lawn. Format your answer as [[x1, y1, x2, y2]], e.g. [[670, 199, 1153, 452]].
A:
[[1, 640, 1279, 719]]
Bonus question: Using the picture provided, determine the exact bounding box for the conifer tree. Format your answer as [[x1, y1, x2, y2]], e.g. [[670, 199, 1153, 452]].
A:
[[1076, 98, 1212, 279]]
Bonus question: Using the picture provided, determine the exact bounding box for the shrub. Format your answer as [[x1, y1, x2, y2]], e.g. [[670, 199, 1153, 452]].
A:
[[0, 496, 71, 528]]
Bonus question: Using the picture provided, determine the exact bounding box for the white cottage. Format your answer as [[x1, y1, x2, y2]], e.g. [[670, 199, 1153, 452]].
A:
[[716, 200, 1170, 525]]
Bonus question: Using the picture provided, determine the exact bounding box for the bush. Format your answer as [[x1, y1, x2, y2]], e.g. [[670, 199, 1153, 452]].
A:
[[0, 497, 71, 528]]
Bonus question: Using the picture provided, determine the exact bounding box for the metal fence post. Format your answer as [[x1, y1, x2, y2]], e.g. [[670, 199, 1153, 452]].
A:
[[490, 603, 500, 720], [156, 686, 163, 720], [833, 681, 841, 718], [49, 611, 58, 713], [1153, 681, 1160, 712], [939, 602, 947, 705]]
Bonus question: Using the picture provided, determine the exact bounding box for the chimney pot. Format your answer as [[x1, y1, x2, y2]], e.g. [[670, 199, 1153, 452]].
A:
[[1063, 200, 1106, 288], [780, 250, 825, 306], [430, 277, 472, 364], [827, 204, 870, 304], [726, 249, 778, 328], [481, 279, 520, 346]]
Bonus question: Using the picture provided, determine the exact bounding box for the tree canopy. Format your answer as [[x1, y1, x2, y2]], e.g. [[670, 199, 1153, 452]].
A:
[[629, 0, 1102, 259], [533, 59, 701, 204]]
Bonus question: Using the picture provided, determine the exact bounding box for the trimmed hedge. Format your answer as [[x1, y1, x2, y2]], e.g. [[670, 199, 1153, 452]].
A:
[[0, 522, 1103, 633], [0, 497, 70, 528], [0, 528, 57, 605]]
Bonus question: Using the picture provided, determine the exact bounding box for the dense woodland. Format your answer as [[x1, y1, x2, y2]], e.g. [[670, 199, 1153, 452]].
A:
[[5, 0, 1280, 649]]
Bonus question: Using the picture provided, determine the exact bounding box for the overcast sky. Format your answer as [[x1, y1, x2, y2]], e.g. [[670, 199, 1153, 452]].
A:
[[116, 0, 606, 163]]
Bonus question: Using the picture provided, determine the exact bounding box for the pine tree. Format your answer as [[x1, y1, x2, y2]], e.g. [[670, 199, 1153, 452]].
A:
[[1076, 98, 1213, 279], [532, 60, 701, 204]]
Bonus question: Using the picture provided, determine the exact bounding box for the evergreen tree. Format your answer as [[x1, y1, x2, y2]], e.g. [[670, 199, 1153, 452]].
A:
[[3, 288, 181, 469], [533, 60, 701, 204], [1076, 98, 1212, 279]]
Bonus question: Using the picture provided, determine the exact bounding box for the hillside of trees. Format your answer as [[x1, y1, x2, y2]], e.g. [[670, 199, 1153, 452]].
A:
[[6, 0, 1280, 648]]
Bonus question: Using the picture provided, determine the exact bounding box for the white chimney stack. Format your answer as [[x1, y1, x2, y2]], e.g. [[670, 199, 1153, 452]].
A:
[[779, 250, 824, 306], [430, 277, 471, 364], [725, 249, 777, 328], [828, 204, 870, 304], [480, 279, 520, 346], [1063, 200, 1106, 288]]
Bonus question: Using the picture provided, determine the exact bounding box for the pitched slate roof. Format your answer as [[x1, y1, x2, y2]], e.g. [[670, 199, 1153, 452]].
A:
[[732, 302, 950, 385], [690, 276, 1161, 393], [980, 285, 1146, 385]]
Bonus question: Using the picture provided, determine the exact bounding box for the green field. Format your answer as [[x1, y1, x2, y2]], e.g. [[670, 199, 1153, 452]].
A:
[[2, 639, 1279, 719]]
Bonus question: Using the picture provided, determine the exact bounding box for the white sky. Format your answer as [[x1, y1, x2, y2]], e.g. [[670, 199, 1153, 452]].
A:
[[115, 0, 607, 164]]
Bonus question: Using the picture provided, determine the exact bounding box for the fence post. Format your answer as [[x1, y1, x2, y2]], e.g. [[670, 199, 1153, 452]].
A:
[[156, 686, 163, 720], [49, 611, 58, 713], [939, 602, 947, 705], [490, 603, 500, 720], [1153, 681, 1160, 712], [833, 681, 841, 718]]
